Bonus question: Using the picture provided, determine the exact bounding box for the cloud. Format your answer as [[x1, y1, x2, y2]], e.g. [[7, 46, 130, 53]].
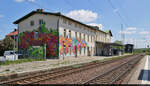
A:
[[126, 27, 136, 31], [119, 27, 136, 35], [65, 9, 98, 23], [15, 0, 35, 2], [88, 23, 103, 30], [119, 30, 136, 35], [139, 31, 149, 35]]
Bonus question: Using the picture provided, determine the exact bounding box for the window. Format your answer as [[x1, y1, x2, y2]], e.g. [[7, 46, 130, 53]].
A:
[[30, 21, 34, 26], [91, 36, 92, 42], [75, 32, 77, 39], [79, 33, 81, 40], [63, 19, 67, 24], [34, 32, 39, 39], [68, 21, 72, 25], [39, 19, 44, 25], [64, 29, 66, 37], [87, 35, 89, 42], [84, 34, 85, 40], [69, 30, 71, 38]]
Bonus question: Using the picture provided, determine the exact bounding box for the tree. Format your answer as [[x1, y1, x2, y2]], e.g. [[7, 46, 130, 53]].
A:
[[113, 40, 124, 50], [0, 36, 14, 56], [0, 40, 5, 56], [114, 40, 123, 45], [3, 36, 14, 50]]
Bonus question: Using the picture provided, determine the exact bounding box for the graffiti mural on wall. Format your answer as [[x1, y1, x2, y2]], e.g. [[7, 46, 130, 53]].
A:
[[19, 23, 59, 58], [19, 23, 89, 58], [59, 35, 89, 56]]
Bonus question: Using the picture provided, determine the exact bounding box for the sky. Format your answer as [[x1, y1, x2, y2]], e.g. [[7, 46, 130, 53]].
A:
[[0, 0, 150, 48]]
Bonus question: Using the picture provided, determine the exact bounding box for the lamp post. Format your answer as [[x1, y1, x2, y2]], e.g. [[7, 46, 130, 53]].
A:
[[44, 44, 46, 59], [14, 34, 16, 60]]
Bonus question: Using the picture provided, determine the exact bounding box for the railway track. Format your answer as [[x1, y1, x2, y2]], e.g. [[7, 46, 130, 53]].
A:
[[83, 54, 143, 84], [0, 54, 143, 84]]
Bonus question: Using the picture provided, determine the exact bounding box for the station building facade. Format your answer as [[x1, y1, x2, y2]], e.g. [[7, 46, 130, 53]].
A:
[[14, 9, 112, 59]]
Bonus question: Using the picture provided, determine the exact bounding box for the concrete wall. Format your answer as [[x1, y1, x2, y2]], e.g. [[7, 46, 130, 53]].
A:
[[18, 14, 59, 33], [18, 14, 59, 58], [59, 17, 96, 58]]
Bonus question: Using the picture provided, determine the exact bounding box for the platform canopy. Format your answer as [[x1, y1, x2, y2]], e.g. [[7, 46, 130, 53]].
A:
[[96, 41, 124, 46]]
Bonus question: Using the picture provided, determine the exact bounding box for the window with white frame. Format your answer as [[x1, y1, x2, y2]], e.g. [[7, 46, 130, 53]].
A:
[[64, 29, 66, 37], [39, 19, 44, 25], [30, 20, 34, 26], [75, 32, 77, 39], [69, 30, 71, 38]]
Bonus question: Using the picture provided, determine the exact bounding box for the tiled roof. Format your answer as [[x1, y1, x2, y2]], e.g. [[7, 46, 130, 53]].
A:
[[13, 10, 110, 34], [7, 30, 18, 36]]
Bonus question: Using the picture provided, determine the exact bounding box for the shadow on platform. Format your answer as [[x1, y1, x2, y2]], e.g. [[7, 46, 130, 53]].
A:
[[138, 69, 150, 81]]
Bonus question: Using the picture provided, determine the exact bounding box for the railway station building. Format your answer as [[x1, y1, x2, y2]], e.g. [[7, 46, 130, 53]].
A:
[[14, 9, 114, 59]]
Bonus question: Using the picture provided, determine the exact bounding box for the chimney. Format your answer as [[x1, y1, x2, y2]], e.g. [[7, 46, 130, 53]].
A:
[[37, 9, 44, 12], [14, 29, 17, 31]]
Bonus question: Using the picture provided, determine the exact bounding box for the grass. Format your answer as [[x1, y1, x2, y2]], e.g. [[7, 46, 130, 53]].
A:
[[92, 54, 133, 63], [71, 64, 83, 68], [145, 52, 150, 55], [0, 59, 46, 66]]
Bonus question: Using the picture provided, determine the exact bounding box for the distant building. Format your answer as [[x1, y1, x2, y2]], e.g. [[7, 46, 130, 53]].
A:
[[13, 9, 113, 59], [7, 29, 18, 39], [7, 29, 18, 49], [125, 44, 134, 53]]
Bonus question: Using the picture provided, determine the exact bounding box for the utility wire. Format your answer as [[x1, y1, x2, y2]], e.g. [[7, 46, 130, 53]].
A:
[[115, 1, 132, 26], [107, 0, 129, 27], [87, 0, 106, 28]]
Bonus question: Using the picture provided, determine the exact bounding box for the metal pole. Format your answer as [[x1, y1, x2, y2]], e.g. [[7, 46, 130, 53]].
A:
[[44, 44, 46, 59], [14, 34, 16, 60]]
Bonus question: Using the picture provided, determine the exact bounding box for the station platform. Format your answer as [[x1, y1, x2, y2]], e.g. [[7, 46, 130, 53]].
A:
[[125, 55, 150, 84], [0, 54, 131, 76]]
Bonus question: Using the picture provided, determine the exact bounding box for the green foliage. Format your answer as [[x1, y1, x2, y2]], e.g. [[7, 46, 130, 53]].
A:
[[114, 40, 123, 45], [0, 59, 46, 66], [146, 51, 150, 55], [71, 64, 83, 68], [133, 48, 150, 54], [28, 46, 44, 58], [41, 23, 50, 34], [0, 40, 5, 56], [3, 36, 14, 50], [113, 40, 124, 50], [0, 36, 14, 56]]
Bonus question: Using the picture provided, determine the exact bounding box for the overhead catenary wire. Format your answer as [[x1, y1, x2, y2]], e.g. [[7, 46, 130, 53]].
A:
[[87, 0, 106, 29], [107, 0, 129, 27]]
